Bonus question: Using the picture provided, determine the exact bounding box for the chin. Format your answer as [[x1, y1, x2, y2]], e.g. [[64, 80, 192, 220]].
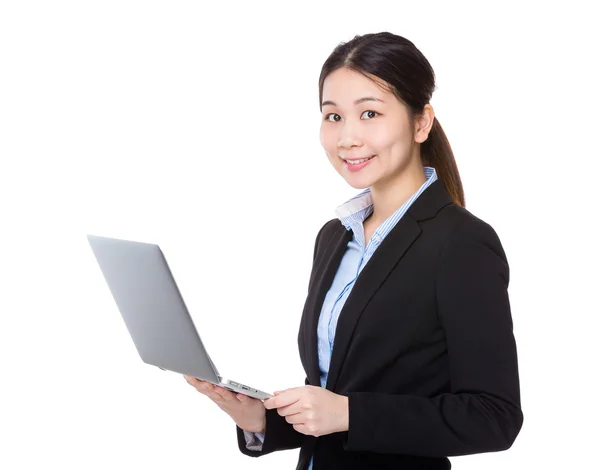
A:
[[340, 174, 375, 190], [346, 181, 370, 190], [335, 161, 381, 190]]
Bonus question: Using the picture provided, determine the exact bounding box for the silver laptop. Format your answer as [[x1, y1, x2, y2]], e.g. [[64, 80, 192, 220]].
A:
[[87, 234, 272, 400]]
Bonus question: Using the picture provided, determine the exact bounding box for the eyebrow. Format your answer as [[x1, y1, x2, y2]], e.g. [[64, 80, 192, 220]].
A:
[[321, 96, 384, 107]]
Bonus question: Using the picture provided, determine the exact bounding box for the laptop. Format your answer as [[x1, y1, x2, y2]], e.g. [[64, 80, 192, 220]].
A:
[[86, 234, 272, 400]]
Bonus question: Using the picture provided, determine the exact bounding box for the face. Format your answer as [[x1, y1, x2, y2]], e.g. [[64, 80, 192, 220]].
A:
[[319, 67, 421, 190]]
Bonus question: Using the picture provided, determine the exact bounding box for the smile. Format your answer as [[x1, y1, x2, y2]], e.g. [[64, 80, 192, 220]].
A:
[[342, 155, 376, 172], [342, 155, 375, 165]]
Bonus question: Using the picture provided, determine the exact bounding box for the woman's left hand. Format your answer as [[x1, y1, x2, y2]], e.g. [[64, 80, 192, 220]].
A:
[[263, 385, 349, 437]]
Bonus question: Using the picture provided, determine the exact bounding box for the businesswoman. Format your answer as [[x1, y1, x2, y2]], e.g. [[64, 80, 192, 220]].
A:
[[184, 32, 523, 469]]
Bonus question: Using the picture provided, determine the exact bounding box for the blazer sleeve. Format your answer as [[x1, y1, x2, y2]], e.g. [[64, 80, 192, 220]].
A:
[[235, 410, 302, 457], [343, 217, 524, 457], [235, 378, 310, 456]]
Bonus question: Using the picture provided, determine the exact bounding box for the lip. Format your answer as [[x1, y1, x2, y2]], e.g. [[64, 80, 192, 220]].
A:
[[342, 155, 376, 172]]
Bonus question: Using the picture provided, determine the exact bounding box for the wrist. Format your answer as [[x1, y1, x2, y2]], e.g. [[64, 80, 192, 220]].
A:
[[255, 410, 267, 433], [339, 395, 349, 432], [242, 410, 266, 433], [243, 420, 265, 434]]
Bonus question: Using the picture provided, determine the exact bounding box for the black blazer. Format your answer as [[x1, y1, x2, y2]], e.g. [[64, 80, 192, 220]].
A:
[[236, 180, 523, 469]]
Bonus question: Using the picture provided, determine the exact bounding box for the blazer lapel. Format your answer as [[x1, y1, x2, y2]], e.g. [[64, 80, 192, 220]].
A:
[[324, 180, 454, 392], [302, 180, 454, 390], [304, 224, 352, 387], [324, 215, 421, 391]]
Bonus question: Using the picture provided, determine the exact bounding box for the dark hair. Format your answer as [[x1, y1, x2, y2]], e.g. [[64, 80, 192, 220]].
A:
[[318, 32, 465, 207]]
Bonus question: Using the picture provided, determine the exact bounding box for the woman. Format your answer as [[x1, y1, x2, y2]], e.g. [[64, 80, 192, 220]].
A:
[[184, 32, 523, 469]]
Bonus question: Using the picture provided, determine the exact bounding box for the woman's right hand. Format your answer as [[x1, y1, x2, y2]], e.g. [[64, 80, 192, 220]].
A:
[[183, 375, 267, 434]]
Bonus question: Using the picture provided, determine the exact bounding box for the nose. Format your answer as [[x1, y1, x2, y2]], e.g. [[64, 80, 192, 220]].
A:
[[337, 119, 362, 149]]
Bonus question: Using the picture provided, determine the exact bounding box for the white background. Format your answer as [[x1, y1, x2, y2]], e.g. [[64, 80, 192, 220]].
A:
[[1, 1, 598, 468]]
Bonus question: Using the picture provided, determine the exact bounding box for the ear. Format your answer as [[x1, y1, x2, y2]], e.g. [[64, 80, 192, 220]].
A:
[[414, 104, 435, 144]]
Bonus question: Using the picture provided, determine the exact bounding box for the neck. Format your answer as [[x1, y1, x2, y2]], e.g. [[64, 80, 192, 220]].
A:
[[368, 161, 427, 226]]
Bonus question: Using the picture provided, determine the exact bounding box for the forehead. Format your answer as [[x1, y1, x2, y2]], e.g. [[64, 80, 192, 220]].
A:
[[321, 68, 392, 102]]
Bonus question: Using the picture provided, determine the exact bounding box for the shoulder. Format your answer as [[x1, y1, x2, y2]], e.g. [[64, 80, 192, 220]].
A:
[[434, 204, 509, 278], [317, 218, 344, 241], [437, 204, 502, 241], [312, 218, 345, 261]]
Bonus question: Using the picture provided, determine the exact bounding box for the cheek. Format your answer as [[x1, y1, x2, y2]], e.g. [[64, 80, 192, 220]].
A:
[[320, 125, 337, 158], [369, 126, 410, 154]]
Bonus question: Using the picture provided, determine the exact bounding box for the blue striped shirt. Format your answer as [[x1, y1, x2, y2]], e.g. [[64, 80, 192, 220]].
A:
[[245, 167, 438, 470]]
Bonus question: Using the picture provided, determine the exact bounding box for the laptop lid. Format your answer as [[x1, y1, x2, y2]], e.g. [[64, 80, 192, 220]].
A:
[[87, 234, 220, 383]]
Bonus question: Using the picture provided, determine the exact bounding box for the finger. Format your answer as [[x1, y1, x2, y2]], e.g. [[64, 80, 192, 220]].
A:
[[265, 391, 300, 410], [292, 423, 314, 436], [263, 397, 275, 409], [212, 386, 236, 402], [276, 401, 303, 417], [273, 386, 298, 395], [184, 375, 197, 385], [284, 412, 305, 425], [185, 376, 206, 388], [209, 392, 226, 403], [195, 381, 214, 395], [235, 392, 257, 402], [198, 384, 224, 402]]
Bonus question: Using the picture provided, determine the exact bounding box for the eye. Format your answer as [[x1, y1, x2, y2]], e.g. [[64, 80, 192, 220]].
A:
[[361, 110, 378, 119], [325, 113, 341, 122]]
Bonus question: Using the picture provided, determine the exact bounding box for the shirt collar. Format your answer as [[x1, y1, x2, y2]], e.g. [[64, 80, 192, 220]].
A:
[[334, 166, 437, 232]]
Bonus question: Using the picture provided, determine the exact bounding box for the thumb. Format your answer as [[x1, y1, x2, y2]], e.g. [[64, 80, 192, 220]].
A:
[[274, 386, 297, 395]]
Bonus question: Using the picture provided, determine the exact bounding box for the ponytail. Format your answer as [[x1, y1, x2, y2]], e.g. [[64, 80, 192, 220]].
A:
[[421, 118, 465, 207]]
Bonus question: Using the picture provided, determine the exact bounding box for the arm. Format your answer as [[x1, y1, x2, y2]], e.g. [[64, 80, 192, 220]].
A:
[[236, 378, 310, 456], [343, 218, 523, 457], [236, 407, 303, 456]]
